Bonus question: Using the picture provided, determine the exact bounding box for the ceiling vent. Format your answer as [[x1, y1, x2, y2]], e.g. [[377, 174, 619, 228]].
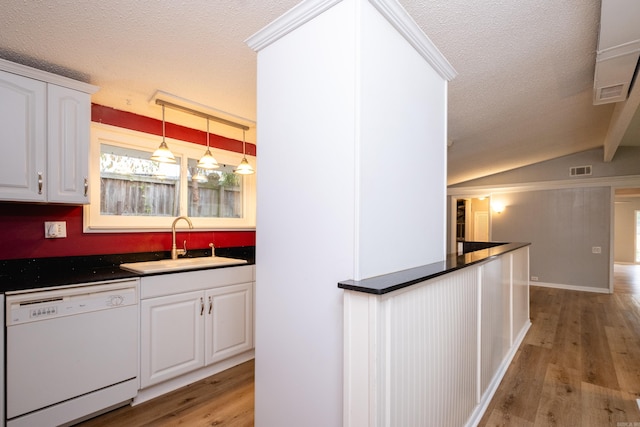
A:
[[597, 84, 625, 101], [593, 0, 640, 105], [569, 165, 592, 177]]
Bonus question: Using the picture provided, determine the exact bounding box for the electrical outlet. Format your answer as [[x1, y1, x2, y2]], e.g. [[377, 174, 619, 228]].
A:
[[44, 221, 67, 238], [592, 246, 601, 254], [531, 276, 539, 281]]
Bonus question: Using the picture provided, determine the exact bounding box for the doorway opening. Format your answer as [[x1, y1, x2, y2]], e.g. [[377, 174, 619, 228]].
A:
[[455, 196, 490, 243]]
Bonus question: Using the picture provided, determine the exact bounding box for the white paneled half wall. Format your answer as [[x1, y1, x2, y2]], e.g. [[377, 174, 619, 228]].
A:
[[343, 246, 531, 426]]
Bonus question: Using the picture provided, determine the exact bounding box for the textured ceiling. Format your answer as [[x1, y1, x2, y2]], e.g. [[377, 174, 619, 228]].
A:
[[0, 0, 635, 184]]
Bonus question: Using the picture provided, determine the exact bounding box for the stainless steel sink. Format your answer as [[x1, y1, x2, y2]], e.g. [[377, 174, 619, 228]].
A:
[[120, 256, 247, 274]]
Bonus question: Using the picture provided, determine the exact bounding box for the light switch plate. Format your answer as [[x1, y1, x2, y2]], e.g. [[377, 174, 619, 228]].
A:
[[45, 221, 67, 238]]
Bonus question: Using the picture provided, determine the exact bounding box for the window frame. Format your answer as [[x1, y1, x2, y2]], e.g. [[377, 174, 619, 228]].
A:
[[84, 123, 256, 232]]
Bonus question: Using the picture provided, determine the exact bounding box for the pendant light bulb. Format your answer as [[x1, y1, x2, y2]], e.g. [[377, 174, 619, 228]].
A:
[[234, 129, 254, 175], [197, 118, 219, 169], [151, 104, 176, 163]]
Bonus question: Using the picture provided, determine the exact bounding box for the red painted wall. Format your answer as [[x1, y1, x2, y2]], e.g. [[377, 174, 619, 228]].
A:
[[0, 105, 256, 260], [92, 104, 256, 155]]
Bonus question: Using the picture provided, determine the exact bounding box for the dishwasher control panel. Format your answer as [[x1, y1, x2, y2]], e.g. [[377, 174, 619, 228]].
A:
[[29, 305, 58, 319], [6, 280, 138, 326]]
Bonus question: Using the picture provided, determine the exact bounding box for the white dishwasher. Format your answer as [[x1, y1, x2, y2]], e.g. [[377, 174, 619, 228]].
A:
[[5, 279, 139, 427]]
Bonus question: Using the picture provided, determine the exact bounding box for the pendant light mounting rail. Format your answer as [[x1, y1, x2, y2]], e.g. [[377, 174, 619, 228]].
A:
[[155, 99, 250, 131]]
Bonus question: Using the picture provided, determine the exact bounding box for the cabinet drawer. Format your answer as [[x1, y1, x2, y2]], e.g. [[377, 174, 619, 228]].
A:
[[140, 264, 254, 299]]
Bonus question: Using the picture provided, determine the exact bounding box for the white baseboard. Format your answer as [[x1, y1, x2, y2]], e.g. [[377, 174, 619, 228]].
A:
[[465, 320, 532, 427], [530, 281, 610, 294], [133, 350, 254, 405]]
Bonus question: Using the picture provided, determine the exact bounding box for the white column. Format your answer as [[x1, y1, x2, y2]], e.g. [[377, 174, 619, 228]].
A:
[[247, 1, 455, 425]]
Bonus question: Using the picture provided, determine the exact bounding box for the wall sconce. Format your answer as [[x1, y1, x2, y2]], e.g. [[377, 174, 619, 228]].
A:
[[491, 201, 505, 214], [151, 104, 177, 163]]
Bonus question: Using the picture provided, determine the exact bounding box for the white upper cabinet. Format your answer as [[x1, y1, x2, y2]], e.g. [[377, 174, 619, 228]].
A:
[[0, 59, 98, 204], [0, 70, 46, 202], [47, 84, 91, 203]]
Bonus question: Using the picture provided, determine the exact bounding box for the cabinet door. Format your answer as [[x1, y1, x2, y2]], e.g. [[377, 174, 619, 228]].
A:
[[47, 84, 91, 203], [0, 70, 46, 201], [140, 291, 205, 388], [205, 282, 254, 365]]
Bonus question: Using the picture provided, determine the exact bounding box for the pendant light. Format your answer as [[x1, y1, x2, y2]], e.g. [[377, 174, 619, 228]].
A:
[[197, 118, 219, 169], [150, 104, 176, 163], [234, 129, 254, 175]]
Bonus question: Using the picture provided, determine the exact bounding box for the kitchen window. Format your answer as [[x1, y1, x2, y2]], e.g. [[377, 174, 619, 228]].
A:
[[85, 124, 255, 231], [186, 159, 242, 219], [100, 144, 181, 217]]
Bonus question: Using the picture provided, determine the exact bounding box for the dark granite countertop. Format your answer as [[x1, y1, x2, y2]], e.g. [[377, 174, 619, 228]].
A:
[[0, 246, 255, 293], [338, 242, 530, 295]]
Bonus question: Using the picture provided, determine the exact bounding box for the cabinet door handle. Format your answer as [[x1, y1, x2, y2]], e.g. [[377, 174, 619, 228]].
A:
[[84, 178, 88, 197], [38, 172, 43, 194], [208, 296, 213, 315], [200, 297, 204, 316]]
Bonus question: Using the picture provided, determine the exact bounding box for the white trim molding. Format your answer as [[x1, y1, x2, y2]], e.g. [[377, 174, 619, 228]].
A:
[[245, 0, 342, 51], [367, 0, 457, 80], [0, 58, 98, 94], [530, 281, 611, 294], [246, 0, 457, 81], [448, 174, 640, 197]]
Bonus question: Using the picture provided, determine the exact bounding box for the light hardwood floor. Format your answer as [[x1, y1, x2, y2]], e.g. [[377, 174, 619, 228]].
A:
[[75, 360, 254, 427], [479, 264, 640, 427], [78, 265, 640, 427]]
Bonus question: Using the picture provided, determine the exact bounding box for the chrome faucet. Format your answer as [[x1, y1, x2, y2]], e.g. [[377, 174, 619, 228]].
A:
[[171, 216, 193, 259]]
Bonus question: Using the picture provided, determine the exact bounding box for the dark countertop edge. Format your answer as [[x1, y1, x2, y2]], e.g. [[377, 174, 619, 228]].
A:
[[338, 242, 530, 295], [0, 246, 255, 293]]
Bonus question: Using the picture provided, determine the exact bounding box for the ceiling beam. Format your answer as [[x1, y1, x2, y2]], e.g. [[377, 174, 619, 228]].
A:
[[603, 76, 640, 161]]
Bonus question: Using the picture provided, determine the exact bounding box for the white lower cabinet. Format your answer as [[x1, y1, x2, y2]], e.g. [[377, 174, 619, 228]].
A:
[[205, 284, 253, 365], [139, 266, 254, 389], [141, 291, 205, 387]]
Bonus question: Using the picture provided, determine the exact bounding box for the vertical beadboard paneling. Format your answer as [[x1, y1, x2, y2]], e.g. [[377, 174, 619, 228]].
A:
[[480, 259, 500, 393], [512, 247, 530, 339], [382, 267, 478, 426], [480, 257, 513, 395], [343, 247, 531, 427]]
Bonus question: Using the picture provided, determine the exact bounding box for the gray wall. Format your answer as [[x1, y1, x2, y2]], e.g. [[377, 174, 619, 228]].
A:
[[491, 187, 610, 290], [448, 146, 640, 292], [614, 196, 640, 263], [450, 147, 640, 188]]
